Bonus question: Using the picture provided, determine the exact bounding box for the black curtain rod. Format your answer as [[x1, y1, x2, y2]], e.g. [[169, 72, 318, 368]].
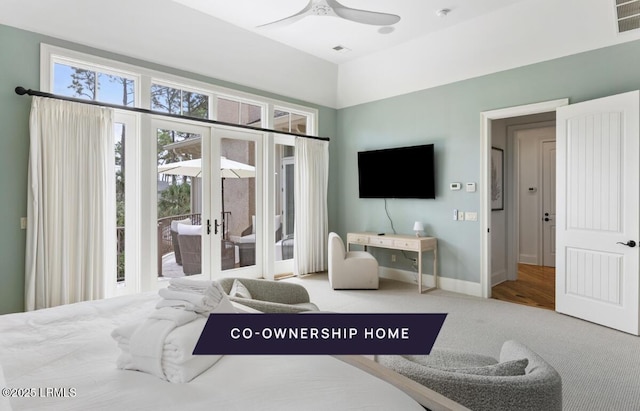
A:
[[14, 86, 330, 142]]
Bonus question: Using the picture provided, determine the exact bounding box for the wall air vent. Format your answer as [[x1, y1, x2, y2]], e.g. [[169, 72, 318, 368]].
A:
[[616, 0, 640, 33]]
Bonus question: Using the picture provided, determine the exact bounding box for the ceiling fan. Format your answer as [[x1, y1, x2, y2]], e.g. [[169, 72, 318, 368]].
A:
[[258, 0, 401, 28]]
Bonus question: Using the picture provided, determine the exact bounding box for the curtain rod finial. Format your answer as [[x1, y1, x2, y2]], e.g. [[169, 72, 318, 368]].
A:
[[15, 86, 28, 95]]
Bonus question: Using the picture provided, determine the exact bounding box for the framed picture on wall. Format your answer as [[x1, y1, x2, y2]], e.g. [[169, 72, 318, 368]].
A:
[[491, 147, 504, 211]]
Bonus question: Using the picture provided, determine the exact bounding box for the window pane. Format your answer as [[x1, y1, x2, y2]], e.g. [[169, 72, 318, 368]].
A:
[[53, 63, 135, 107], [217, 98, 240, 123], [273, 110, 290, 133], [218, 98, 262, 126], [54, 63, 96, 100], [275, 144, 294, 261], [223, 138, 256, 269], [182, 91, 208, 118], [291, 113, 307, 134], [151, 84, 181, 114], [115, 123, 126, 282], [152, 85, 208, 118], [98, 73, 135, 106], [273, 110, 308, 134], [240, 103, 262, 126]]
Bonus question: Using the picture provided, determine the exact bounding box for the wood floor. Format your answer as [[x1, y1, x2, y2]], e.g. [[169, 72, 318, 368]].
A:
[[491, 264, 555, 310]]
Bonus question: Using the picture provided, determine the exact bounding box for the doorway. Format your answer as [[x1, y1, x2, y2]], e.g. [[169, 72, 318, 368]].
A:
[[479, 98, 569, 299], [491, 119, 557, 309]]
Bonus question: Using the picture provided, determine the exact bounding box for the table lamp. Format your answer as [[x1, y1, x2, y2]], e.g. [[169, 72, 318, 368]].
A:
[[413, 221, 424, 237]]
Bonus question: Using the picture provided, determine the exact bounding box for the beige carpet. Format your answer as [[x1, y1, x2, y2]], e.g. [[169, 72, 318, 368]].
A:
[[285, 273, 640, 411]]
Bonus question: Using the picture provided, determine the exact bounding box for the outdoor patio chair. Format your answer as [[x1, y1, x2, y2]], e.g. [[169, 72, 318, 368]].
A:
[[170, 218, 191, 266], [177, 224, 202, 275], [221, 239, 236, 270], [281, 234, 294, 260]]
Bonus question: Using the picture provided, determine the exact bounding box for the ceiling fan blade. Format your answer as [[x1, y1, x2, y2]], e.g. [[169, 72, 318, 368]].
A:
[[327, 0, 400, 26], [257, 0, 314, 28]]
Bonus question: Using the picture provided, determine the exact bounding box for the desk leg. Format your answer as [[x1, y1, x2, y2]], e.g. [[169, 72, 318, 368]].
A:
[[418, 251, 422, 293], [420, 248, 438, 293], [433, 248, 438, 289]]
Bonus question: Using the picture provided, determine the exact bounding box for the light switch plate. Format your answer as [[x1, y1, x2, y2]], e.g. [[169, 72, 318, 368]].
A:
[[465, 212, 478, 221], [465, 183, 476, 192]]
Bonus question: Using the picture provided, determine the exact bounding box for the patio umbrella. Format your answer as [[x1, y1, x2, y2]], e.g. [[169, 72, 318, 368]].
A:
[[157, 157, 255, 178]]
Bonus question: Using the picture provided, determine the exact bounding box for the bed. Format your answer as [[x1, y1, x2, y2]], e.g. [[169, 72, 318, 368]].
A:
[[0, 292, 458, 411]]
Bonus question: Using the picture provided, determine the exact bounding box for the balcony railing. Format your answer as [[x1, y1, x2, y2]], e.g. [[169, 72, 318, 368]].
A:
[[115, 213, 202, 281]]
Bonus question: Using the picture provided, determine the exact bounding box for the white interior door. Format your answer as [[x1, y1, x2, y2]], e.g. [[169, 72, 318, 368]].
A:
[[556, 91, 640, 335], [542, 141, 556, 267]]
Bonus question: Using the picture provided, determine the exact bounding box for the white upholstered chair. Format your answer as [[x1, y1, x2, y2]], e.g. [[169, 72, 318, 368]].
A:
[[328, 232, 379, 290]]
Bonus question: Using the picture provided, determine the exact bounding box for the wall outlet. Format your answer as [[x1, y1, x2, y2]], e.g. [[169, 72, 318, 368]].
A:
[[20, 217, 27, 230], [465, 212, 478, 221]]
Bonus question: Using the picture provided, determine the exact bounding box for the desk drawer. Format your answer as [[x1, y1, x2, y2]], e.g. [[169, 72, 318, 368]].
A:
[[348, 234, 369, 245], [369, 236, 394, 247], [393, 239, 420, 250]]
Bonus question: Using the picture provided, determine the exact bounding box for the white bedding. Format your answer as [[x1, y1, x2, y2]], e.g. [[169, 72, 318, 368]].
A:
[[0, 292, 424, 411]]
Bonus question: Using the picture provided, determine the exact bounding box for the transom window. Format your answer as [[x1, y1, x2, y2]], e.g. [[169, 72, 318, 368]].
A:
[[53, 62, 135, 106], [151, 83, 208, 118]]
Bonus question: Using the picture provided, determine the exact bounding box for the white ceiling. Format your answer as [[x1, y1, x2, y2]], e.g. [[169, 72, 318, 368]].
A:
[[171, 0, 529, 64], [1, 0, 639, 109]]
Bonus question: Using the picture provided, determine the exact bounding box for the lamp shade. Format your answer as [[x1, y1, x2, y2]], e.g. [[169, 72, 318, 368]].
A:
[[413, 221, 424, 234]]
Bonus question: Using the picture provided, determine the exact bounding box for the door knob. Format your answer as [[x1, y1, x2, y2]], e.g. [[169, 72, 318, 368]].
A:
[[616, 240, 637, 248]]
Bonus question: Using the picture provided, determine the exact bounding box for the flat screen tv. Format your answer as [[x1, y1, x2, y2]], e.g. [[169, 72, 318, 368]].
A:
[[358, 144, 435, 199]]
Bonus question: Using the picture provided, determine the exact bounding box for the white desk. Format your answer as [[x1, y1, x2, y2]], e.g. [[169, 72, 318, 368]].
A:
[[347, 232, 438, 293]]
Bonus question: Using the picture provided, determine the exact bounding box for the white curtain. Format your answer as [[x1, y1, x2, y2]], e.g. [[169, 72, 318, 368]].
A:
[[25, 97, 115, 311], [293, 137, 329, 275]]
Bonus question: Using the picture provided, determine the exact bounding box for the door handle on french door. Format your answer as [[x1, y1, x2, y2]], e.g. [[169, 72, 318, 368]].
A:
[[213, 219, 222, 235], [206, 219, 221, 235], [616, 240, 637, 248]]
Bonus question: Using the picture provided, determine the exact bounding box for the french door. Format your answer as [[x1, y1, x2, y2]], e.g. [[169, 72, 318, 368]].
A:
[[152, 120, 265, 282], [154, 119, 210, 281], [211, 126, 263, 279]]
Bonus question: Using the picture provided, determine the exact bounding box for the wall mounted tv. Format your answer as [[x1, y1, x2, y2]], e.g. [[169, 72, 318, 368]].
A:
[[358, 144, 435, 199]]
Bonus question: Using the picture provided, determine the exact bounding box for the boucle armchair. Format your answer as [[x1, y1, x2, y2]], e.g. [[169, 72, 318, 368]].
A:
[[378, 340, 562, 411], [218, 277, 319, 313], [328, 232, 379, 289]]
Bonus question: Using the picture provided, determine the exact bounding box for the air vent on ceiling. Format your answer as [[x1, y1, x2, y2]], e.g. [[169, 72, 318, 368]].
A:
[[616, 0, 640, 33], [332, 45, 351, 53]]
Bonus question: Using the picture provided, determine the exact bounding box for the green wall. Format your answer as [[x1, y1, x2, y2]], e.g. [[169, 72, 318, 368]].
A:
[[334, 40, 640, 283], [0, 24, 336, 314]]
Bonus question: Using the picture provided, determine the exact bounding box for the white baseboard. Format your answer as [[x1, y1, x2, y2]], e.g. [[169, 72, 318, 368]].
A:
[[519, 255, 539, 265], [379, 267, 483, 298], [491, 269, 507, 286]]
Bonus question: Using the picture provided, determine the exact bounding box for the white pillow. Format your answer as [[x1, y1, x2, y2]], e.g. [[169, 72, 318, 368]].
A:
[[171, 218, 191, 232], [275, 214, 282, 231], [251, 215, 256, 233], [230, 279, 253, 299], [177, 223, 202, 235]]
